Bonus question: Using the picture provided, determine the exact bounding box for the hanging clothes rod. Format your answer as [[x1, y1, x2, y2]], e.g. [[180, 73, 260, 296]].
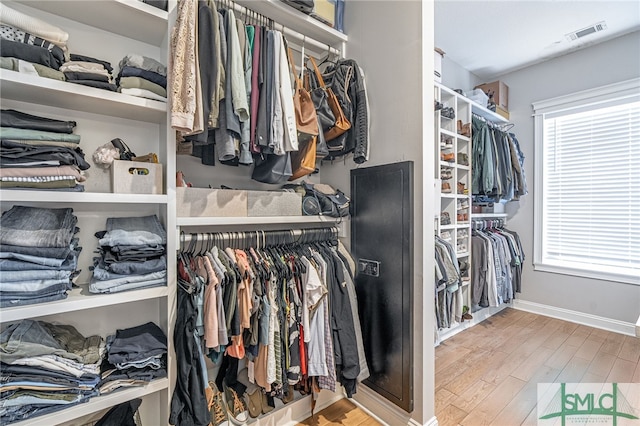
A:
[[471, 218, 505, 230], [472, 113, 514, 131], [223, 0, 342, 56], [180, 227, 340, 251]]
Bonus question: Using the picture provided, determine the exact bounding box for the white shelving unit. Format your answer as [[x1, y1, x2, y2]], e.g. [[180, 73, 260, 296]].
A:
[[434, 82, 473, 341], [177, 215, 340, 227], [435, 82, 472, 260], [1, 0, 355, 424], [434, 83, 516, 344], [169, 3, 352, 425], [11, 379, 170, 426], [0, 1, 174, 424]]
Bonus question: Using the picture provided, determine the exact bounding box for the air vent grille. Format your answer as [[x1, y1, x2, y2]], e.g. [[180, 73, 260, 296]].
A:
[[566, 21, 607, 41]]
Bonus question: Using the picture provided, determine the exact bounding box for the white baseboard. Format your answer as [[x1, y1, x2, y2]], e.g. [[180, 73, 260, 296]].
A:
[[436, 303, 511, 344], [352, 384, 415, 425], [512, 299, 636, 336], [424, 416, 439, 426], [253, 390, 343, 426]]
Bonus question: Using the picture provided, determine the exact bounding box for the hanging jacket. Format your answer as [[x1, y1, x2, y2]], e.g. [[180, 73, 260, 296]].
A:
[[324, 59, 369, 163]]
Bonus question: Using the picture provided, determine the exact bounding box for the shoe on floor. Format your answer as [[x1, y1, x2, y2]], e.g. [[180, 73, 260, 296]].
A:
[[209, 382, 230, 426], [262, 393, 275, 414], [223, 382, 249, 424]]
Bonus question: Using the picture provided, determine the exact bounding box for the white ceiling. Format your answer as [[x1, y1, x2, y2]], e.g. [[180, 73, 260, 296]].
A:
[[435, 0, 640, 80]]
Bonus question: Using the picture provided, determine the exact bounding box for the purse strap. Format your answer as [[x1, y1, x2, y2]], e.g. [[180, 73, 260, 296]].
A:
[[287, 47, 303, 91], [308, 56, 326, 89]]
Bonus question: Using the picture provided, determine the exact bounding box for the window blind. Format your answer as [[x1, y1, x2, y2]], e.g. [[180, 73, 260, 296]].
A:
[[541, 100, 640, 279]]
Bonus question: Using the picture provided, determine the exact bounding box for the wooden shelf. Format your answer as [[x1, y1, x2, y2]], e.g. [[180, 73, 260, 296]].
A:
[[0, 285, 168, 323], [13, 0, 169, 46], [0, 70, 167, 123], [11, 378, 169, 426]]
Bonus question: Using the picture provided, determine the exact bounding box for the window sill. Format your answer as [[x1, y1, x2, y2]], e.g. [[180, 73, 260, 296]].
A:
[[533, 262, 640, 286]]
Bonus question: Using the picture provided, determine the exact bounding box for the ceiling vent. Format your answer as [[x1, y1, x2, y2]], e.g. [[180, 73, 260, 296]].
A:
[[566, 21, 607, 41]]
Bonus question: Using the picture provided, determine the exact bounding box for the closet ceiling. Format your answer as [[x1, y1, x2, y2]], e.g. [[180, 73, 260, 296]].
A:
[[435, 0, 640, 80]]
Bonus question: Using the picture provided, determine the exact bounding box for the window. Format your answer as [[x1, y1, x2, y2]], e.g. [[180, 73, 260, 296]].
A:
[[533, 79, 640, 284]]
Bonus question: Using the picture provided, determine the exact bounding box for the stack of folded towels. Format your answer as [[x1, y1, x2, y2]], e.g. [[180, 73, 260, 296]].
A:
[[0, 206, 80, 308], [0, 2, 68, 80], [60, 54, 116, 92], [0, 319, 104, 424], [90, 215, 167, 294], [117, 54, 167, 102], [99, 322, 168, 394], [0, 109, 89, 192]]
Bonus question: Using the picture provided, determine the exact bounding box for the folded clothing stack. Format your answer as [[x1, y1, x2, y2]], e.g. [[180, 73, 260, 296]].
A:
[[0, 109, 89, 192], [0, 319, 104, 424], [0, 206, 80, 308], [99, 322, 168, 394], [90, 215, 167, 294], [61, 54, 116, 92], [0, 3, 68, 80], [117, 54, 167, 102]]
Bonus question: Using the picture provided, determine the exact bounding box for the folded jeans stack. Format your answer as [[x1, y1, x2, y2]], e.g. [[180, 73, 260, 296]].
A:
[[116, 54, 167, 102], [0, 3, 68, 81], [90, 215, 167, 294], [0, 319, 104, 424], [99, 322, 168, 394], [1, 109, 89, 192], [0, 206, 80, 308], [61, 54, 117, 92]]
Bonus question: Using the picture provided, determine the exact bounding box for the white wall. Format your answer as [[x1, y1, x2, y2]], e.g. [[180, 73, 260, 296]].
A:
[[498, 31, 640, 324], [440, 55, 482, 94], [320, 1, 436, 424]]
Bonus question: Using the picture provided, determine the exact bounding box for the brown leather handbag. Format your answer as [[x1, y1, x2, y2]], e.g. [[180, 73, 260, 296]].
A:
[[309, 56, 350, 141], [288, 48, 318, 180], [289, 135, 317, 181], [287, 48, 318, 143]]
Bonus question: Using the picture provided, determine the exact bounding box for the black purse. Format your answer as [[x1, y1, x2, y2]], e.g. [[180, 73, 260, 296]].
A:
[[305, 69, 336, 135], [111, 138, 136, 161], [280, 0, 314, 14], [315, 115, 329, 158], [251, 152, 293, 184]]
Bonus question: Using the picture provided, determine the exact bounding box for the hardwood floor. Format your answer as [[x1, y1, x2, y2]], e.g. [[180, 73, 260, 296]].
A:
[[435, 308, 640, 426], [301, 308, 639, 425], [299, 398, 381, 425]]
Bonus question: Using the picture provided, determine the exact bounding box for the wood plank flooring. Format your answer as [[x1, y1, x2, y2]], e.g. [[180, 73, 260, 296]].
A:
[[435, 308, 639, 426], [299, 398, 381, 425], [300, 308, 639, 425]]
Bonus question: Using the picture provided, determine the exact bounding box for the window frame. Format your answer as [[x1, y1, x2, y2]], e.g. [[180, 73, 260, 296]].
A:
[[532, 78, 640, 285]]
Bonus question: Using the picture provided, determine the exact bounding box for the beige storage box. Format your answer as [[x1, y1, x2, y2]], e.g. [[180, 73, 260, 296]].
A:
[[247, 191, 302, 217], [176, 187, 248, 217], [474, 80, 509, 111], [312, 0, 335, 26], [112, 160, 163, 194]]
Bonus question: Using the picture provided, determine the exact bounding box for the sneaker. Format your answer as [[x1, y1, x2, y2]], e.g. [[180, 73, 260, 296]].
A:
[[209, 382, 230, 426], [223, 382, 248, 424], [457, 152, 469, 166], [442, 182, 452, 193]]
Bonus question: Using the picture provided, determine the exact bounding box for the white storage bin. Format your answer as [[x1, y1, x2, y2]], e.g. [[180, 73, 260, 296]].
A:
[[111, 160, 163, 194], [466, 88, 489, 107]]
